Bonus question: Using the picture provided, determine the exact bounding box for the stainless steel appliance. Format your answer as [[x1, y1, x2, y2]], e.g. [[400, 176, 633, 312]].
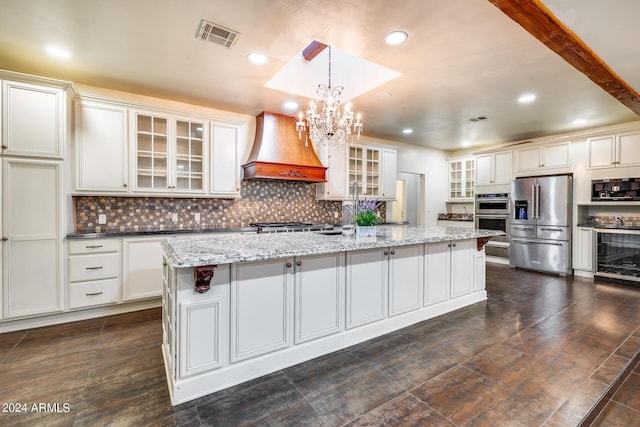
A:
[[510, 175, 572, 275], [595, 228, 640, 284], [475, 193, 510, 260], [251, 222, 334, 233]]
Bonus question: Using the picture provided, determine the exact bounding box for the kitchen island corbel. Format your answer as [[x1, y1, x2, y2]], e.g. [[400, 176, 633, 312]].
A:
[[160, 225, 503, 405]]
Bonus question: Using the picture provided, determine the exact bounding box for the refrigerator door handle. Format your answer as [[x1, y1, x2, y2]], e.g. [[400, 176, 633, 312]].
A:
[[531, 184, 536, 219], [512, 238, 564, 246], [534, 184, 541, 219]]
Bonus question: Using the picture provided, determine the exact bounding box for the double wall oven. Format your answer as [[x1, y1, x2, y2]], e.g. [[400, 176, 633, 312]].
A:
[[475, 193, 510, 259]]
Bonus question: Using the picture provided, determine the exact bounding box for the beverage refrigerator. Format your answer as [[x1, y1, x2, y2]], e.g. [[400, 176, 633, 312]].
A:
[[510, 175, 573, 275]]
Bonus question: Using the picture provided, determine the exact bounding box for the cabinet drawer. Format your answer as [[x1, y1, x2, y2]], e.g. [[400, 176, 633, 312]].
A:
[[69, 253, 119, 282], [69, 239, 119, 255], [69, 279, 119, 309]]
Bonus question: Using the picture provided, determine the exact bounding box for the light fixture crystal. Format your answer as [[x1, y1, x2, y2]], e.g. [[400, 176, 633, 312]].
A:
[[296, 46, 363, 151]]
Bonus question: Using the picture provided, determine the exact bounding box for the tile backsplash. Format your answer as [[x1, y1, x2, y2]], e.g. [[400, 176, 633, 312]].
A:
[[74, 180, 381, 234]]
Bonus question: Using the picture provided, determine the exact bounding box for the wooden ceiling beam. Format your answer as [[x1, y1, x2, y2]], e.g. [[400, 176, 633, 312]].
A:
[[488, 0, 640, 116], [302, 40, 328, 62]]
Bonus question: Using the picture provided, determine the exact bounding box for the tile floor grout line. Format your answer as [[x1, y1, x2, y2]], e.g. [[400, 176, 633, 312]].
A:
[[407, 389, 460, 427], [284, 371, 332, 426]]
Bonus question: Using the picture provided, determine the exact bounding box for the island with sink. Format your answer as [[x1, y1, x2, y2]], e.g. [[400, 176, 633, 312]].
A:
[[160, 225, 503, 404]]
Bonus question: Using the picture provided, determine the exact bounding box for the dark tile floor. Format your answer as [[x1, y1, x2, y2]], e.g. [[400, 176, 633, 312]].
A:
[[1, 263, 639, 426]]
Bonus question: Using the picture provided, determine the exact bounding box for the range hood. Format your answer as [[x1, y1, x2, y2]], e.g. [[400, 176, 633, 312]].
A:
[[242, 111, 327, 183]]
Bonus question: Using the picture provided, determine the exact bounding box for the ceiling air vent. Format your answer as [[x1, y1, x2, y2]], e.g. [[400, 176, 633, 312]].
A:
[[196, 19, 240, 49], [468, 115, 489, 123]]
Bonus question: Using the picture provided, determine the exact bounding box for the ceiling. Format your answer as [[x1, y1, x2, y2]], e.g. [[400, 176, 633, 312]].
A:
[[0, 0, 638, 152]]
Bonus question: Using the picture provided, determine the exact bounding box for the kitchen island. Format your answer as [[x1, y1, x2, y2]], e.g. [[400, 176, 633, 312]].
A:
[[160, 225, 503, 405]]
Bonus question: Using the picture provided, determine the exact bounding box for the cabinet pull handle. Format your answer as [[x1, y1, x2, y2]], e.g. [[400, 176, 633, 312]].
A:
[[1, 145, 7, 149], [85, 292, 103, 296], [1, 237, 7, 242], [85, 266, 103, 270], [286, 262, 292, 268], [85, 245, 103, 249]]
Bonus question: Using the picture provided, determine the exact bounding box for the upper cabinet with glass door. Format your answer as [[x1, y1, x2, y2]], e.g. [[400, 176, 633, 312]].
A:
[[132, 110, 207, 195], [347, 144, 381, 198], [447, 158, 474, 201]]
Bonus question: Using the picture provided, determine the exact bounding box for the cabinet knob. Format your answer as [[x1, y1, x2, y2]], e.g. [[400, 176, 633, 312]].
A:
[[286, 262, 292, 268], [1, 237, 7, 241], [447, 243, 451, 248], [123, 183, 128, 188], [1, 145, 7, 149], [390, 250, 395, 255], [296, 261, 302, 267], [384, 251, 389, 255]]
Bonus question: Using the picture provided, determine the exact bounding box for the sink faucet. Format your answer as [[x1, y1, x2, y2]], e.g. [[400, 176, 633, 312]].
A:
[[615, 215, 624, 226]]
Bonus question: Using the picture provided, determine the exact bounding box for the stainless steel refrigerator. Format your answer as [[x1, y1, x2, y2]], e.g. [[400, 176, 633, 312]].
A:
[[510, 175, 573, 275]]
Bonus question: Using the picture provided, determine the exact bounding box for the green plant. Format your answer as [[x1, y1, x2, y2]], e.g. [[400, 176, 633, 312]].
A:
[[354, 199, 381, 226]]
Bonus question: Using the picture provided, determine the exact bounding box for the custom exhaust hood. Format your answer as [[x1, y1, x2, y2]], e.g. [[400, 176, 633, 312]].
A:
[[242, 111, 327, 183]]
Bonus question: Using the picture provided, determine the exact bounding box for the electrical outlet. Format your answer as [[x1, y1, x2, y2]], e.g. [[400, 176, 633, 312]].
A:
[[98, 214, 107, 224], [195, 213, 201, 222], [334, 211, 339, 219], [172, 213, 178, 222]]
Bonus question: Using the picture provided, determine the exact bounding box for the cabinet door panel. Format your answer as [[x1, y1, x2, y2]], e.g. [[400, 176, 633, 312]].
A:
[[451, 240, 473, 298], [210, 123, 240, 196], [76, 102, 128, 192], [587, 136, 615, 169], [179, 298, 224, 377], [617, 131, 640, 167], [424, 242, 449, 305], [122, 238, 164, 301], [542, 142, 571, 169], [574, 228, 594, 271], [2, 81, 63, 158], [231, 260, 291, 362], [295, 254, 343, 344], [493, 151, 512, 184], [389, 245, 423, 316], [516, 146, 541, 172], [3, 159, 62, 318], [381, 149, 397, 200], [475, 154, 492, 185], [346, 249, 387, 329]]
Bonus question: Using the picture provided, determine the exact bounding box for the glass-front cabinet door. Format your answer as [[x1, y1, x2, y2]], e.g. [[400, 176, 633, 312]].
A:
[[133, 111, 207, 194], [175, 120, 204, 191], [135, 113, 168, 191], [447, 158, 474, 201], [347, 144, 381, 198]]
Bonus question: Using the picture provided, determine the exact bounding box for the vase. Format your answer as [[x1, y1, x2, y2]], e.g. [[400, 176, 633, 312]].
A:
[[356, 225, 377, 237]]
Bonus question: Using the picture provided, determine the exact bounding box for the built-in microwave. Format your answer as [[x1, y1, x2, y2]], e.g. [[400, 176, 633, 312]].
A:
[[475, 193, 510, 215]]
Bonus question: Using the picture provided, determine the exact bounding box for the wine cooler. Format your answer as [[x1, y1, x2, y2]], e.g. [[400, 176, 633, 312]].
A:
[[595, 228, 640, 284]]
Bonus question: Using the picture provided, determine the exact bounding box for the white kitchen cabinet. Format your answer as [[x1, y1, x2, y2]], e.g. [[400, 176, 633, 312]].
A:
[[588, 130, 640, 169], [388, 244, 423, 316], [474, 246, 486, 292], [316, 144, 347, 200], [67, 238, 120, 309], [424, 242, 450, 305], [1, 80, 65, 159], [515, 140, 571, 175], [230, 258, 292, 362], [424, 239, 474, 305], [574, 227, 594, 272], [346, 248, 388, 329], [475, 150, 512, 186], [381, 148, 397, 200], [2, 158, 63, 319], [348, 144, 381, 198], [122, 237, 165, 301], [448, 157, 475, 201], [210, 121, 241, 198], [131, 110, 207, 195], [74, 100, 129, 192], [179, 296, 225, 377], [294, 253, 344, 344]]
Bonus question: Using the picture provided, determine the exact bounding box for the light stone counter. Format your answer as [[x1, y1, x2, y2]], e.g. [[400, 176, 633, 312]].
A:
[[161, 225, 504, 268]]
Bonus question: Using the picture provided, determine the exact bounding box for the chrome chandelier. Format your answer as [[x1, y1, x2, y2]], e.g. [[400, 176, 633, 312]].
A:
[[296, 46, 363, 150]]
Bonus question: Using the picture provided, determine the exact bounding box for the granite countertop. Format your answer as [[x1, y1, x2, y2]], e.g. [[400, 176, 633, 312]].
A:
[[162, 225, 505, 268], [66, 227, 258, 239]]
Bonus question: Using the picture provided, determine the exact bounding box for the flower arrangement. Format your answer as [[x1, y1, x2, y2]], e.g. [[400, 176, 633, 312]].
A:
[[354, 199, 381, 226]]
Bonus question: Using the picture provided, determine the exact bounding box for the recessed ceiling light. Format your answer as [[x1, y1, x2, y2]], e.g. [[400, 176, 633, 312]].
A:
[[385, 31, 408, 45], [402, 128, 413, 135], [572, 118, 587, 126], [518, 93, 536, 104], [247, 52, 267, 64], [45, 46, 71, 59], [283, 100, 299, 111], [461, 140, 472, 147]]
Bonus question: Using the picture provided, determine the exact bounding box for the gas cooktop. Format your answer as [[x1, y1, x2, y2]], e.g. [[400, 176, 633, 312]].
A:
[[250, 222, 334, 233]]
